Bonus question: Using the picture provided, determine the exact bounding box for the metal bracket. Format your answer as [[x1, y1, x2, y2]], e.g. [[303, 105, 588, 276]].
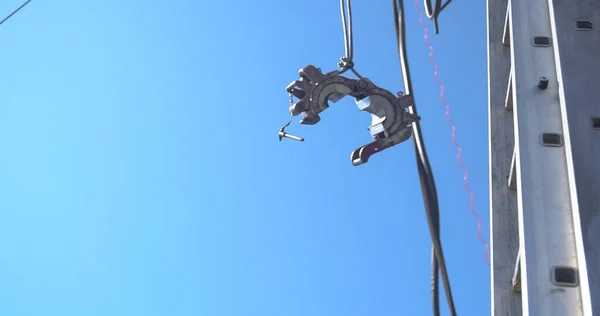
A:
[[284, 65, 420, 166], [512, 249, 521, 293]]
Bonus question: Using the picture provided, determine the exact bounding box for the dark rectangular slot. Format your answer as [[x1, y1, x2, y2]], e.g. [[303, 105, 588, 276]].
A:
[[575, 20, 594, 31], [540, 133, 563, 147], [591, 117, 600, 130], [552, 266, 579, 287], [532, 36, 551, 47]]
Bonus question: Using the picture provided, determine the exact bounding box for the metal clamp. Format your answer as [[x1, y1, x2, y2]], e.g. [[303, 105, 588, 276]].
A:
[[284, 65, 420, 166]]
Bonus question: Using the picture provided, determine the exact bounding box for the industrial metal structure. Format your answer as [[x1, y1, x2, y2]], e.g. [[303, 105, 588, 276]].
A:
[[488, 0, 600, 315]]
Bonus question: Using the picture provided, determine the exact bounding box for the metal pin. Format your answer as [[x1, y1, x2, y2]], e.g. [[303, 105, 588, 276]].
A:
[[278, 130, 304, 142]]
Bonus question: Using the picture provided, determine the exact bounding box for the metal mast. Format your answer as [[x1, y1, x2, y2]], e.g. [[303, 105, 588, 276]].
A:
[[487, 0, 600, 315]]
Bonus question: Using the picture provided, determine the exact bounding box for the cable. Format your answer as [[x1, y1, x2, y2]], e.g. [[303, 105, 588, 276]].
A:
[[0, 0, 31, 27], [340, 0, 354, 62], [393, 0, 457, 315], [423, 0, 453, 34], [431, 228, 440, 316], [339, 0, 363, 78]]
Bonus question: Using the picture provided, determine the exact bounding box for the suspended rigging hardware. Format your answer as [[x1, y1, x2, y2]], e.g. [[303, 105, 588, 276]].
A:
[[423, 0, 453, 34], [278, 65, 420, 166]]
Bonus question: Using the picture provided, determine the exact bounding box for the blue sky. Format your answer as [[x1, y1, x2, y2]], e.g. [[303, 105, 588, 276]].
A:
[[0, 1, 490, 315]]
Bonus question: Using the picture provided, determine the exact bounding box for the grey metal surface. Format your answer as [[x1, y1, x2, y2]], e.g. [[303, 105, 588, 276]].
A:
[[509, 0, 584, 314], [487, 0, 522, 314], [546, 0, 600, 314], [284, 65, 419, 166]]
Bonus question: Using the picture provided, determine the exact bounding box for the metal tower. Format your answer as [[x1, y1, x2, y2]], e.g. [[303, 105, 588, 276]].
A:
[[488, 0, 600, 315]]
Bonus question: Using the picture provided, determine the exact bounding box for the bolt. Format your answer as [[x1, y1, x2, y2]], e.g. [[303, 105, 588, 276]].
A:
[[358, 79, 368, 90], [538, 77, 549, 89]]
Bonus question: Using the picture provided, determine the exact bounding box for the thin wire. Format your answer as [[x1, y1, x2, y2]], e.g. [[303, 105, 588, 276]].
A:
[[393, 1, 457, 315], [422, 0, 453, 34], [414, 0, 490, 266], [280, 111, 294, 132], [439, 0, 452, 12], [279, 92, 301, 141], [0, 0, 31, 27]]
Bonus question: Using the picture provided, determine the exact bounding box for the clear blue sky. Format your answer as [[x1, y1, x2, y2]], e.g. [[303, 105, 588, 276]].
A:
[[0, 1, 490, 315]]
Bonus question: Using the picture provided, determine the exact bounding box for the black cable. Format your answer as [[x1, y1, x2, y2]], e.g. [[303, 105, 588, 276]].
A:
[[423, 0, 453, 34], [431, 247, 440, 316], [0, 0, 31, 27], [430, 173, 441, 316], [393, 0, 457, 315]]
